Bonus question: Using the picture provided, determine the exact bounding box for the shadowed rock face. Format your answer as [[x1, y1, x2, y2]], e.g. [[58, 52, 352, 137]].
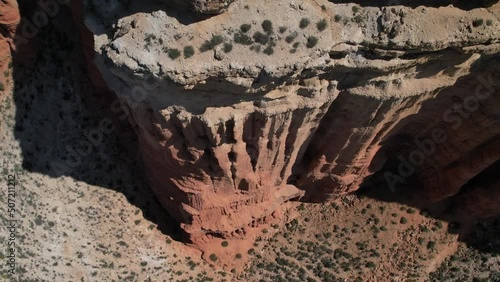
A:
[[80, 0, 500, 261]]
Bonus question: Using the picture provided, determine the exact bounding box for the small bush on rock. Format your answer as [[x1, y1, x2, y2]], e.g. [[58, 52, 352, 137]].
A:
[[262, 20, 273, 33], [240, 23, 252, 33], [200, 35, 224, 52], [317, 19, 328, 31], [223, 43, 233, 53], [253, 31, 270, 45], [209, 253, 218, 262], [285, 32, 298, 43], [299, 18, 310, 29], [306, 36, 318, 48], [234, 33, 253, 45], [473, 19, 484, 27], [183, 46, 195, 58], [168, 48, 181, 60]]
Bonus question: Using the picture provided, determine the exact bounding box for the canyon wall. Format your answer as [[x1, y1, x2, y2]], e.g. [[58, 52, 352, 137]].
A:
[[81, 0, 500, 261]]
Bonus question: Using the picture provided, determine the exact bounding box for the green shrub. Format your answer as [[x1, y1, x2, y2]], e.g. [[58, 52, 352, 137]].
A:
[[420, 225, 429, 232], [250, 44, 261, 53], [240, 23, 252, 33], [473, 19, 484, 27], [435, 221, 443, 229], [299, 18, 310, 29], [285, 32, 298, 43], [264, 40, 276, 55], [279, 26, 287, 34], [253, 31, 269, 45], [486, 19, 493, 26], [0, 82, 4, 91], [317, 19, 328, 31], [209, 253, 218, 262], [427, 241, 436, 250], [334, 15, 342, 22], [399, 217, 408, 224], [168, 48, 181, 60], [234, 33, 253, 45], [321, 5, 327, 11], [306, 36, 318, 48], [352, 6, 360, 13], [183, 46, 195, 58], [221, 241, 229, 247], [365, 261, 376, 268], [262, 20, 273, 33], [263, 46, 274, 55], [235, 253, 242, 259], [200, 35, 224, 52], [223, 43, 233, 53]]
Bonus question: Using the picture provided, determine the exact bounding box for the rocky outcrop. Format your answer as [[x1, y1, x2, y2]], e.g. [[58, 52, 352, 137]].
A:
[[0, 0, 19, 41], [0, 0, 20, 91], [82, 0, 500, 264]]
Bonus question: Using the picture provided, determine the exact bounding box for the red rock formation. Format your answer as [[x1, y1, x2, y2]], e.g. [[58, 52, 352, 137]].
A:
[[0, 0, 19, 44], [80, 0, 500, 266], [0, 0, 20, 92]]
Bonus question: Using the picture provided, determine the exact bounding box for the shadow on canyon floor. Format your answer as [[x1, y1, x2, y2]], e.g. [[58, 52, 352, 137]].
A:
[[327, 0, 498, 10], [11, 2, 187, 241], [357, 171, 500, 255]]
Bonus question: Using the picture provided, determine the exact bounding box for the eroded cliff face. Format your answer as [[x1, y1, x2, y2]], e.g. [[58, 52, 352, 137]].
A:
[[82, 0, 500, 266]]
